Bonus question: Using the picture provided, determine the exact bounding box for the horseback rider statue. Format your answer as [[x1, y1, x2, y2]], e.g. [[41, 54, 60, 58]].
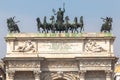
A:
[[7, 17, 20, 33], [101, 17, 112, 32]]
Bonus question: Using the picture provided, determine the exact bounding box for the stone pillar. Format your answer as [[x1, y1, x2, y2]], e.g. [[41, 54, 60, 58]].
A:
[[7, 70, 15, 80], [105, 70, 112, 80], [34, 71, 41, 80], [79, 71, 86, 80]]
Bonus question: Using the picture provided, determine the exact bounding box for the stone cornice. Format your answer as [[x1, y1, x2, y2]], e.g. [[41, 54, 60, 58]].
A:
[[75, 56, 118, 61], [3, 56, 118, 61], [5, 33, 115, 41], [3, 57, 44, 61]]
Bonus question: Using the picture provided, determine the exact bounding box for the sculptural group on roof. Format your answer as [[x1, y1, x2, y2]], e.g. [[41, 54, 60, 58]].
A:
[[6, 3, 113, 33]]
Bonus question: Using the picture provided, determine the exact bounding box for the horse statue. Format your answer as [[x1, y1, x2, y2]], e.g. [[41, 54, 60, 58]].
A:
[[64, 16, 71, 33], [50, 16, 56, 33], [79, 16, 84, 32], [36, 17, 44, 33], [7, 17, 20, 33], [42, 16, 47, 33], [71, 17, 78, 33], [101, 17, 112, 32]]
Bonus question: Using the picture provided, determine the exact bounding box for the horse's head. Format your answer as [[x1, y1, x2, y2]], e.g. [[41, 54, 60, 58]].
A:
[[43, 16, 47, 23], [50, 16, 55, 20], [74, 17, 78, 24]]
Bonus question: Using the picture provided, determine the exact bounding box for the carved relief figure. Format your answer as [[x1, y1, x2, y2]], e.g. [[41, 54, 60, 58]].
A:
[[14, 40, 35, 52], [85, 40, 106, 52]]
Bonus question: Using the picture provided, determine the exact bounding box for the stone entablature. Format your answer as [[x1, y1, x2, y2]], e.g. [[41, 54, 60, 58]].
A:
[[5, 33, 115, 58], [4, 33, 118, 80], [4, 57, 117, 80]]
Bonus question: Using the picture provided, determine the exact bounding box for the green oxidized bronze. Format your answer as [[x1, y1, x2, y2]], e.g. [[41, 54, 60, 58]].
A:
[[7, 16, 20, 33], [36, 3, 84, 33], [101, 17, 112, 32]]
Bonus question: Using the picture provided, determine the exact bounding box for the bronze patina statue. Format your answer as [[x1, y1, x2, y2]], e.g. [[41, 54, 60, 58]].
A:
[[101, 17, 112, 32], [70, 16, 84, 33], [53, 3, 65, 23], [52, 3, 66, 33], [36, 3, 84, 33], [7, 17, 20, 33]]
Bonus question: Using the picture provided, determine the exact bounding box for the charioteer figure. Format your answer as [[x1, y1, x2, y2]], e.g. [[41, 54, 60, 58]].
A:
[[52, 3, 65, 23]]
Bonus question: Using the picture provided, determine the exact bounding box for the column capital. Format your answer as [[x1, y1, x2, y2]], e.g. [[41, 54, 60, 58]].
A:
[[33, 70, 41, 80], [79, 70, 86, 75], [105, 70, 112, 76], [33, 70, 41, 74], [7, 70, 15, 79], [57, 71, 64, 78]]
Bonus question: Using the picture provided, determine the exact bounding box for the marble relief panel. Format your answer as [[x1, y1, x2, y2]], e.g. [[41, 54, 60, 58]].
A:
[[41, 61, 77, 68], [13, 40, 36, 53], [84, 39, 110, 53]]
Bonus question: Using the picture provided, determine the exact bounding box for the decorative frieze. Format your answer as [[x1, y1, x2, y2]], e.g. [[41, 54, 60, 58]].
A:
[[9, 61, 40, 68], [41, 61, 77, 68], [80, 60, 111, 66]]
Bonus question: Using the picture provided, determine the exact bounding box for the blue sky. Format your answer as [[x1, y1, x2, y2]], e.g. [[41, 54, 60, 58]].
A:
[[0, 0, 120, 60]]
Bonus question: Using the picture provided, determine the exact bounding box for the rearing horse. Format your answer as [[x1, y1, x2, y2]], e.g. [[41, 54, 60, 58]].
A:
[[64, 16, 70, 33], [79, 16, 84, 32], [101, 17, 112, 32], [71, 17, 79, 33], [50, 16, 56, 33], [7, 17, 20, 33], [43, 16, 50, 33], [36, 17, 43, 33]]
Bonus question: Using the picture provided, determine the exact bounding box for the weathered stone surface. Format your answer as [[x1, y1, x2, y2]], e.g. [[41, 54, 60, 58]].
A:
[[4, 33, 117, 80], [5, 33, 115, 58]]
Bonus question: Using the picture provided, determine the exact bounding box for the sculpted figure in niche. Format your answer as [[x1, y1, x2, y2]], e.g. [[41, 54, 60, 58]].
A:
[[14, 40, 35, 52], [85, 40, 106, 52]]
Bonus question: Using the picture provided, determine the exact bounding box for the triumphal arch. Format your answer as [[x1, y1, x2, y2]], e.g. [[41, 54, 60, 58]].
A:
[[4, 32, 117, 80]]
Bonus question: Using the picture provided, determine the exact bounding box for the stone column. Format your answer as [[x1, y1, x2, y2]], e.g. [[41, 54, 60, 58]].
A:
[[79, 71, 86, 80], [34, 71, 41, 80], [105, 70, 112, 80], [7, 70, 15, 80]]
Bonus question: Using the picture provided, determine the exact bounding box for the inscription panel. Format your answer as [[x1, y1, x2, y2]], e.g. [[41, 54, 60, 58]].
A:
[[38, 40, 83, 53]]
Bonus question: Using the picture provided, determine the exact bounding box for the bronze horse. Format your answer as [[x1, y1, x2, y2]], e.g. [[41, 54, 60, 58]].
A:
[[7, 17, 20, 33], [101, 17, 112, 32], [36, 16, 84, 33], [64, 16, 71, 33], [50, 16, 56, 33], [36, 17, 42, 32], [36, 17, 50, 33], [71, 16, 84, 33]]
